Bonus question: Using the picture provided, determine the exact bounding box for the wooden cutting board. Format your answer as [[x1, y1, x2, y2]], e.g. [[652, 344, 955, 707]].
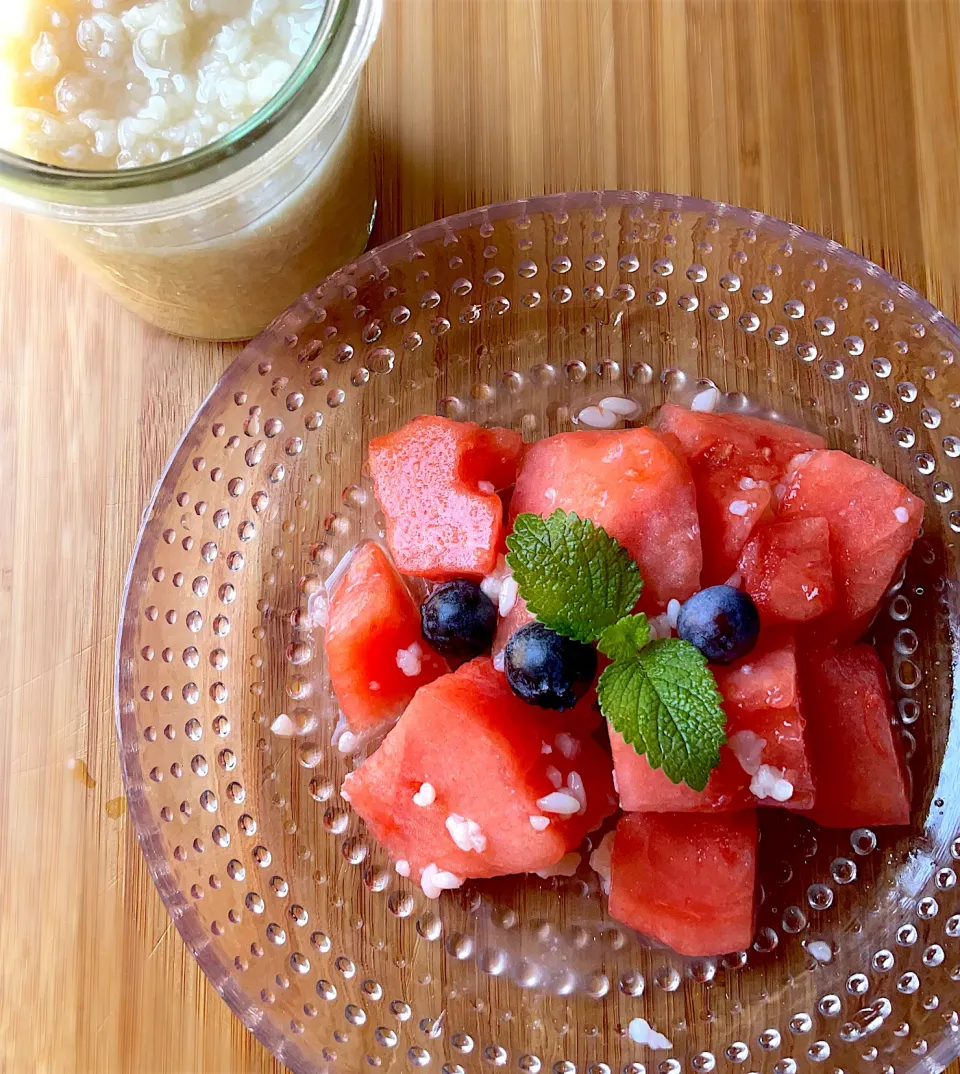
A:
[[3, 1, 960, 1070]]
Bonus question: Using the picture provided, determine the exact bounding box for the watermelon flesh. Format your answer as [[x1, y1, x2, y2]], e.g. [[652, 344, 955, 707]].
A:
[[324, 542, 448, 733], [509, 427, 702, 611], [799, 644, 910, 827], [341, 411, 917, 933], [777, 450, 924, 639], [369, 416, 524, 581], [492, 593, 535, 660], [609, 811, 758, 955], [611, 632, 815, 812], [344, 657, 618, 884], [693, 472, 772, 587], [738, 517, 836, 625], [652, 405, 825, 586]]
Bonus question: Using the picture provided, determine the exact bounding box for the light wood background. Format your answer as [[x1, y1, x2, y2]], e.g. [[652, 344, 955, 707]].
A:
[[3, 0, 960, 1070]]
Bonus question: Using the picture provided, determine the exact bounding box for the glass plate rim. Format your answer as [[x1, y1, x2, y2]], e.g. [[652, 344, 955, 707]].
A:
[[114, 188, 960, 1074]]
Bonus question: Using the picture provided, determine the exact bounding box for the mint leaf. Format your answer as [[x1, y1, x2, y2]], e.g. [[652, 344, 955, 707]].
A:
[[598, 614, 650, 660], [506, 510, 643, 643], [598, 638, 726, 791]]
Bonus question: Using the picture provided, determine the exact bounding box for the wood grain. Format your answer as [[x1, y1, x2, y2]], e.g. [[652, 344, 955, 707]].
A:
[[3, 1, 960, 1070]]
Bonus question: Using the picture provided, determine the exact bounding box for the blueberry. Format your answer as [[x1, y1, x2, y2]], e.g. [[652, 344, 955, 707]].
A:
[[676, 585, 760, 664], [504, 622, 598, 711], [420, 580, 497, 658]]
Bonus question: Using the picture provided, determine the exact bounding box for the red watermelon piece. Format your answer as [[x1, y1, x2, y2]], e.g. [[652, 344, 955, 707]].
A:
[[343, 657, 618, 883], [652, 404, 825, 587], [565, 687, 605, 735], [738, 517, 836, 625], [369, 416, 524, 581], [778, 450, 923, 639], [799, 644, 910, 827], [492, 593, 535, 660], [611, 632, 815, 812], [509, 428, 702, 611], [325, 542, 448, 733], [609, 811, 758, 955]]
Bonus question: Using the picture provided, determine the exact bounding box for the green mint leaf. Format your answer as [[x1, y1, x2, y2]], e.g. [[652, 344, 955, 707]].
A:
[[597, 614, 651, 660], [598, 638, 726, 791], [505, 510, 643, 643]]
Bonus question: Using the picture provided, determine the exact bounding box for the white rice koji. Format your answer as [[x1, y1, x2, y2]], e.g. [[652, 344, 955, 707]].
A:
[[2, 0, 326, 169]]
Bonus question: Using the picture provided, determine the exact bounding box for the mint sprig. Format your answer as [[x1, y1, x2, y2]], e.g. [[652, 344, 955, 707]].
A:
[[597, 613, 651, 661], [507, 510, 726, 790], [598, 639, 725, 792], [505, 510, 642, 644]]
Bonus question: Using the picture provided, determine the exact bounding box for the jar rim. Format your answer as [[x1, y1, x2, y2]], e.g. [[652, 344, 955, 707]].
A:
[[0, 0, 380, 206]]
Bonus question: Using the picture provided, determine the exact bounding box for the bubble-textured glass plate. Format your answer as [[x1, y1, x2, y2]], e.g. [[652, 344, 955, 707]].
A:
[[117, 191, 960, 1074]]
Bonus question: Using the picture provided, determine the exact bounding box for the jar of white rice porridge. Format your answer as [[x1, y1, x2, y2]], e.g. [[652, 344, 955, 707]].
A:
[[0, 0, 381, 340]]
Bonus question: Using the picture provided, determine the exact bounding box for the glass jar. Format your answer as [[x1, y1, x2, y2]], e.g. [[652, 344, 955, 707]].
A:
[[0, 0, 381, 341]]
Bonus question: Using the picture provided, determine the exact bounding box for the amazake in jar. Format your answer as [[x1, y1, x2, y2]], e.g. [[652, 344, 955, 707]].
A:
[[0, 0, 381, 340]]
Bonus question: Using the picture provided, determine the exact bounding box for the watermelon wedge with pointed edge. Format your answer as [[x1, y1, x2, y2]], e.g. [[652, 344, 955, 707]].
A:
[[611, 631, 815, 812], [369, 415, 524, 581], [652, 404, 825, 587], [343, 657, 618, 883], [609, 810, 758, 956], [777, 449, 924, 640], [509, 427, 702, 611], [738, 516, 836, 625], [799, 643, 910, 828], [324, 542, 448, 733]]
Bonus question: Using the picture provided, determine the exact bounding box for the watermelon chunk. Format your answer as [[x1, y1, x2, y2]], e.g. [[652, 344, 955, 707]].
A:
[[611, 632, 815, 812], [369, 416, 524, 581], [344, 657, 618, 883], [652, 405, 825, 586], [509, 428, 702, 611], [778, 450, 923, 638], [738, 517, 836, 625], [492, 593, 535, 660], [799, 644, 910, 827], [609, 811, 758, 956], [325, 542, 448, 733]]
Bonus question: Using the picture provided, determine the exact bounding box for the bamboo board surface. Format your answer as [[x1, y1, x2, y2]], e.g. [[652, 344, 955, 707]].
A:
[[3, 1, 960, 1070]]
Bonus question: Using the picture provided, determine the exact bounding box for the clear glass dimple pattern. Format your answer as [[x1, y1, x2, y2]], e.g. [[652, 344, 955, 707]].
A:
[[117, 191, 960, 1074]]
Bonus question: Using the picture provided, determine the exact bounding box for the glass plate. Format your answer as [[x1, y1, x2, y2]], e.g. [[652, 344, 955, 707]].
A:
[[116, 191, 960, 1074]]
